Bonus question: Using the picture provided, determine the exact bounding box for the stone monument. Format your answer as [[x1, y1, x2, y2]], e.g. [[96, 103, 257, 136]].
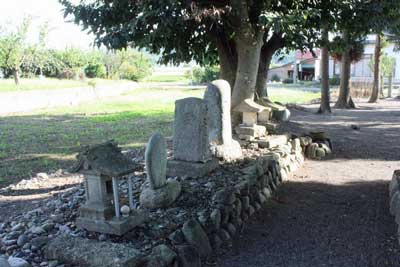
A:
[[233, 99, 268, 141], [167, 97, 219, 177], [203, 80, 242, 161], [140, 133, 181, 208], [72, 141, 145, 235]]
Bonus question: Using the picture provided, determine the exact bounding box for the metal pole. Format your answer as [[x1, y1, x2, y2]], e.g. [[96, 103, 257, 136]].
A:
[[128, 176, 134, 210], [112, 177, 120, 218]]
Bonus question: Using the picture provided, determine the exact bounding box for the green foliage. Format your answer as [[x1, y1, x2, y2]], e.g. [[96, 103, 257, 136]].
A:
[[85, 51, 106, 78], [191, 66, 219, 84], [0, 17, 31, 81], [329, 76, 341, 86]]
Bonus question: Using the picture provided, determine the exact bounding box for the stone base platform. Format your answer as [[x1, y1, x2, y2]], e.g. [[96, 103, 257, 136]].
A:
[[76, 210, 146, 236], [167, 158, 219, 178]]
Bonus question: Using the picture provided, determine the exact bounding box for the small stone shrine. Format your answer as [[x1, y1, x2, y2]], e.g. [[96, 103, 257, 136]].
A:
[[167, 97, 219, 177], [72, 141, 145, 235], [203, 80, 242, 161], [233, 98, 268, 141], [140, 133, 181, 208]]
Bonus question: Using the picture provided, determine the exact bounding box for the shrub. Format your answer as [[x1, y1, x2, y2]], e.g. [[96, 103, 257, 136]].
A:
[[192, 66, 220, 84], [271, 74, 280, 82], [329, 76, 340, 86], [282, 78, 293, 84], [85, 63, 106, 78]]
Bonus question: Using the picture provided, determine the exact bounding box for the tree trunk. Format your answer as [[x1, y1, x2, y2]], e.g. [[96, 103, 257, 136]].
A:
[[230, 0, 264, 109], [255, 48, 272, 99], [255, 34, 284, 100], [231, 35, 263, 108], [335, 31, 355, 109], [379, 74, 384, 98], [369, 34, 381, 103], [13, 68, 20, 86], [388, 74, 393, 97], [318, 26, 331, 113], [214, 31, 237, 89]]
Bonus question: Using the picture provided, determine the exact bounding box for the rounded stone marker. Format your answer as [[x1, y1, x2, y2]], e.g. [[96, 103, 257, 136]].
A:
[[145, 133, 167, 189]]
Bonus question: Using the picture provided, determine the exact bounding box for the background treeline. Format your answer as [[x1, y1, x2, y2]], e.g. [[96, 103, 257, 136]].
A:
[[0, 18, 153, 84]]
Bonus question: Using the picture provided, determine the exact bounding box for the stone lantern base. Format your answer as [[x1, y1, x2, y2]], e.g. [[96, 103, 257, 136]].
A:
[[76, 209, 146, 236]]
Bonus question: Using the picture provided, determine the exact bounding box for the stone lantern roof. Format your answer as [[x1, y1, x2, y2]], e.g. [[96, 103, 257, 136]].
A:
[[233, 98, 270, 113], [71, 140, 138, 177]]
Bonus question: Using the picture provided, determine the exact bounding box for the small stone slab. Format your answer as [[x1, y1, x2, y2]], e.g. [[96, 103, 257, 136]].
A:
[[45, 235, 143, 267], [167, 158, 219, 178], [76, 209, 146, 236], [145, 133, 167, 189]]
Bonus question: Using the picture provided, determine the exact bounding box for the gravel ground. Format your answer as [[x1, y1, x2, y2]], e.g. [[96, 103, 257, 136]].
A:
[[217, 99, 400, 267]]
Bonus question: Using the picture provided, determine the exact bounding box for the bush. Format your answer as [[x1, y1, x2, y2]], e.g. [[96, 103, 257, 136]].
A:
[[85, 63, 106, 78], [191, 66, 219, 84], [271, 74, 280, 82], [329, 76, 340, 86], [282, 78, 293, 84]]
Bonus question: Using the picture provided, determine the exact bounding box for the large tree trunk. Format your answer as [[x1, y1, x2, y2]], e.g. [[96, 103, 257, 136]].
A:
[[13, 68, 20, 86], [369, 34, 381, 103], [230, 0, 264, 109], [318, 26, 331, 113], [214, 30, 237, 89], [335, 31, 355, 109], [255, 33, 284, 100]]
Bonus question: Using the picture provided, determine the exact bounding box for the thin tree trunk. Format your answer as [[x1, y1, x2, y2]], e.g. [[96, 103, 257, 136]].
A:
[[318, 25, 331, 113], [335, 31, 355, 109], [13, 68, 20, 86], [388, 74, 393, 97], [369, 34, 381, 103], [379, 74, 384, 98]]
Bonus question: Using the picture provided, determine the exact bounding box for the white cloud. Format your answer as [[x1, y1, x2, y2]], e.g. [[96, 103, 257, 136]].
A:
[[0, 0, 95, 49]]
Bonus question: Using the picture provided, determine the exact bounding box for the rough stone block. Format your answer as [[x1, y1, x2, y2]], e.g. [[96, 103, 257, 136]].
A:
[[140, 179, 181, 209], [235, 125, 266, 138], [167, 158, 219, 178], [45, 235, 143, 267]]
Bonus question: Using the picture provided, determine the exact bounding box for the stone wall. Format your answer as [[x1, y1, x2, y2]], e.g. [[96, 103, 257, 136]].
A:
[[44, 136, 306, 267], [389, 170, 400, 244], [0, 82, 137, 115]]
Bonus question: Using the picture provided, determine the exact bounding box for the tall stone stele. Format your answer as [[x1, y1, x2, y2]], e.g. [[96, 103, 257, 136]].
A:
[[203, 80, 242, 161], [140, 133, 181, 209], [167, 97, 219, 178], [72, 141, 145, 236]]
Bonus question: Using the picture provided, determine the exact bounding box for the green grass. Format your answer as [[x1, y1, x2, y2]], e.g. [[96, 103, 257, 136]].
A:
[[0, 87, 204, 187], [268, 87, 319, 104], [0, 78, 124, 92], [0, 84, 317, 187], [143, 74, 189, 83]]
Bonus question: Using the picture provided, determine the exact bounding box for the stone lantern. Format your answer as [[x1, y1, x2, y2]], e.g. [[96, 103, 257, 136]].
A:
[[233, 98, 269, 141], [72, 141, 145, 236]]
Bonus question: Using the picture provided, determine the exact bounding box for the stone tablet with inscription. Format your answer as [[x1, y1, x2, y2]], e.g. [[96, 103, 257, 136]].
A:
[[173, 97, 211, 163]]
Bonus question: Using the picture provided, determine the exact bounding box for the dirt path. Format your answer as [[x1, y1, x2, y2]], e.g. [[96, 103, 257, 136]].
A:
[[218, 99, 400, 267]]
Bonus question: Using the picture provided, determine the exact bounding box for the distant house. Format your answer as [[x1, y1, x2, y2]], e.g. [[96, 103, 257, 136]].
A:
[[268, 35, 400, 84]]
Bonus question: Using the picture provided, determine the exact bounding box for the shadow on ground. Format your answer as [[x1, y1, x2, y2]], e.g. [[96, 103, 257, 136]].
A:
[[219, 180, 400, 267]]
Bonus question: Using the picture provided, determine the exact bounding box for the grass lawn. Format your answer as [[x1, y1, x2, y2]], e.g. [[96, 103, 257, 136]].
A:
[[0, 78, 124, 92], [0, 85, 318, 187], [143, 74, 189, 83]]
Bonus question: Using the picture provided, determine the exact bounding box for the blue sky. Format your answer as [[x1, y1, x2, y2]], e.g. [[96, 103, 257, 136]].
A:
[[0, 0, 94, 49]]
